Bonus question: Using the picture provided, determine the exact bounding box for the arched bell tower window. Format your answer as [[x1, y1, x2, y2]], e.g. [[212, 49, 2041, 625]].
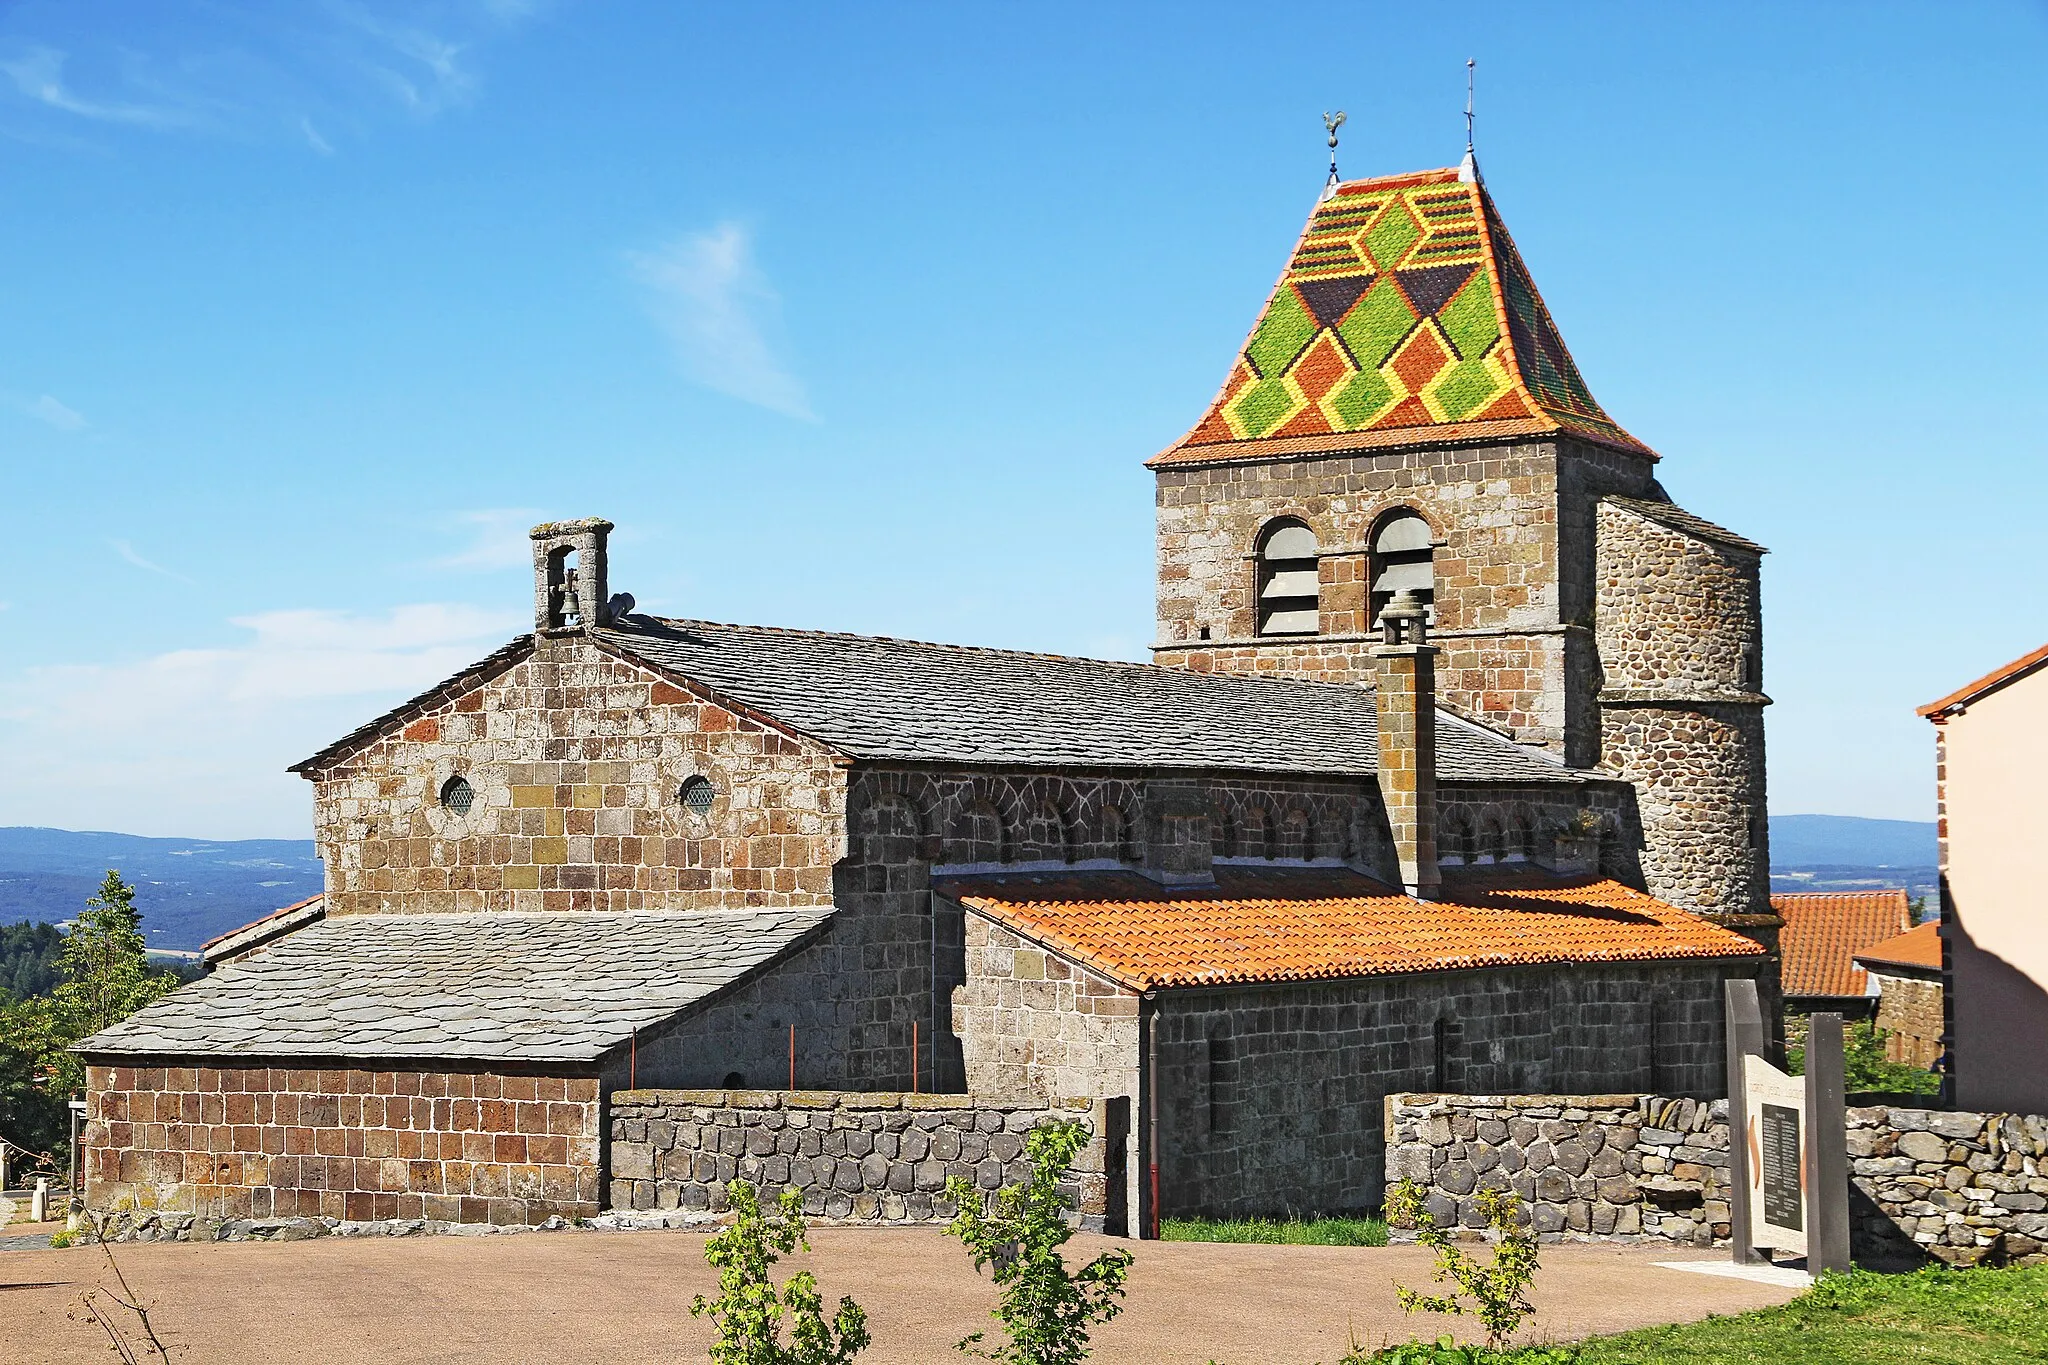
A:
[[1255, 519, 1320, 637], [1371, 510, 1435, 627]]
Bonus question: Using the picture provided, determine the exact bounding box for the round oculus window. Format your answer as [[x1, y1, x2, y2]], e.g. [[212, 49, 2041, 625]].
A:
[[678, 776, 716, 815], [439, 776, 475, 816]]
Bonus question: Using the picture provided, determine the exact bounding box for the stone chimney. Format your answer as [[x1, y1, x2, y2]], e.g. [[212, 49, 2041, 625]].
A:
[[1372, 589, 1440, 900], [530, 518, 613, 634]]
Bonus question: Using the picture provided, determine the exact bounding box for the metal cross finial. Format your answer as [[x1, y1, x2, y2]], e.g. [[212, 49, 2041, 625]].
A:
[[1322, 110, 1346, 199], [1464, 59, 1476, 152]]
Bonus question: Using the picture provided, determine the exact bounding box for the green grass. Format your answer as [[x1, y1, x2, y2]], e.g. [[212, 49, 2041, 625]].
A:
[[1569, 1265, 2048, 1364], [1161, 1214, 1388, 1247]]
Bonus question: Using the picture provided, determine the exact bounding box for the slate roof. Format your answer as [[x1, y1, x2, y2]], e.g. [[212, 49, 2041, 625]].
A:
[[1155, 168, 1652, 467], [1604, 497, 1767, 555], [76, 909, 832, 1062], [943, 864, 1765, 991], [1771, 890, 1912, 999], [202, 895, 326, 966], [600, 616, 1574, 785]]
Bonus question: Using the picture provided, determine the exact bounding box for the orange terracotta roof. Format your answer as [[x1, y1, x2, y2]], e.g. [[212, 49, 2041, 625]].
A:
[[1853, 920, 1942, 975], [1919, 640, 2048, 718], [1771, 890, 1911, 999], [943, 865, 1763, 991]]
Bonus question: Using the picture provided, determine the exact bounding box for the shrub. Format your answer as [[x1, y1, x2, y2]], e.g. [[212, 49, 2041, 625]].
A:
[[690, 1181, 870, 1365], [944, 1119, 1133, 1365], [1343, 1336, 1579, 1364], [1384, 1180, 1540, 1350]]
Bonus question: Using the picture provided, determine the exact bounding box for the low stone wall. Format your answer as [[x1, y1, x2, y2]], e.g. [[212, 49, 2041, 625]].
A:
[[1386, 1093, 2048, 1265], [608, 1090, 1108, 1228], [1385, 1093, 1731, 1246], [1850, 1107, 2048, 1266]]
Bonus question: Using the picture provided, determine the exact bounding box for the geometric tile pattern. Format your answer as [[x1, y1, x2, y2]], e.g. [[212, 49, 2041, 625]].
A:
[[1176, 168, 1649, 457]]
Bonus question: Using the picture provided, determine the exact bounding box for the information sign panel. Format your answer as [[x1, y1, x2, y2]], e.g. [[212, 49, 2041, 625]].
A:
[[1742, 1054, 1808, 1254]]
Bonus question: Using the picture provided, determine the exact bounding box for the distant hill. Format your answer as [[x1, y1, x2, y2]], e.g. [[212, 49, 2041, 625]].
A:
[[0, 828, 322, 952], [0, 814, 1941, 952], [1768, 814, 1937, 868], [1767, 814, 1937, 907]]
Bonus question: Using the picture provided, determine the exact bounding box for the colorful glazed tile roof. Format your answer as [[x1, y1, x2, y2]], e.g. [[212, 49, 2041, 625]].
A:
[[943, 865, 1763, 991], [1853, 920, 1943, 977], [1771, 890, 1913, 999], [1154, 169, 1652, 466]]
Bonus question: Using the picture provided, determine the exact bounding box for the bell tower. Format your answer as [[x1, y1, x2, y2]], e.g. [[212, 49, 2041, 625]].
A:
[[1148, 166, 1770, 921]]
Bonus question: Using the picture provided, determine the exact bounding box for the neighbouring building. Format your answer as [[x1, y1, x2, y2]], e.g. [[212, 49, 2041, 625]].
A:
[[1771, 889, 1912, 1021], [1854, 921, 1944, 1068], [1919, 641, 2048, 1113], [77, 157, 1778, 1230]]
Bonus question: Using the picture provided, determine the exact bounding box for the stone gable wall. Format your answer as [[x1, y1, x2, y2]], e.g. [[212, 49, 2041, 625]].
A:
[[1871, 975, 1943, 1067], [607, 1090, 1119, 1231], [307, 635, 847, 917], [82, 1064, 602, 1226], [1386, 1093, 2048, 1266]]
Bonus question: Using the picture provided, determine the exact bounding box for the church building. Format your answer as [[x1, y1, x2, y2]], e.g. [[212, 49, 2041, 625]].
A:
[[78, 160, 1775, 1233]]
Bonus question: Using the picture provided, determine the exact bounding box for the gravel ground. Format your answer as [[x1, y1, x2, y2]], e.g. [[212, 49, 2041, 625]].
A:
[[0, 1226, 1803, 1364]]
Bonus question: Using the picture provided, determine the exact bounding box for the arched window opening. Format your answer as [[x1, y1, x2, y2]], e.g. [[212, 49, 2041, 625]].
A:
[[678, 775, 716, 815], [1256, 519, 1320, 636], [439, 775, 475, 816], [1371, 510, 1435, 628], [1507, 811, 1534, 863], [1478, 818, 1505, 865]]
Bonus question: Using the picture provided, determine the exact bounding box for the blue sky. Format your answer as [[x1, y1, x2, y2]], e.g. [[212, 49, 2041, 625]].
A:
[[2, 2, 2043, 838]]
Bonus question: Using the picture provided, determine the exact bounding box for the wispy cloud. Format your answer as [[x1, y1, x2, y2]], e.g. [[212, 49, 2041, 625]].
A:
[[0, 602, 521, 836], [0, 47, 175, 126], [435, 508, 543, 571], [627, 224, 816, 421], [111, 540, 194, 584], [0, 3, 542, 151], [23, 393, 86, 431]]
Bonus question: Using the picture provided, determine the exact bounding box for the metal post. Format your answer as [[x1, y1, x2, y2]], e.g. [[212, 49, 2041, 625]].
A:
[[1144, 995, 1161, 1240], [1805, 1012, 1852, 1273], [1724, 978, 1767, 1265]]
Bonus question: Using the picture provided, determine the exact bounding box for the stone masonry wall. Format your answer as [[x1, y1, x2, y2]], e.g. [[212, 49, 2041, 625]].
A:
[[1161, 965, 1728, 1219], [1387, 1093, 1733, 1245], [1870, 974, 1943, 1068], [1387, 1093, 2048, 1266], [307, 635, 846, 917], [607, 1090, 1117, 1230], [1152, 439, 1666, 760], [82, 1064, 602, 1226], [1593, 500, 1769, 921]]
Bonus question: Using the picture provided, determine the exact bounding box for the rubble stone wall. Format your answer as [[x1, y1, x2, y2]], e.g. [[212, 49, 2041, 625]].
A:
[[1386, 1093, 2048, 1266], [82, 1063, 602, 1227], [607, 1090, 1119, 1230], [1593, 501, 1770, 921]]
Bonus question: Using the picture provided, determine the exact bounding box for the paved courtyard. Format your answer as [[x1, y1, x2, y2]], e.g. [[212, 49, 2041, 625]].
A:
[[0, 1227, 1802, 1364]]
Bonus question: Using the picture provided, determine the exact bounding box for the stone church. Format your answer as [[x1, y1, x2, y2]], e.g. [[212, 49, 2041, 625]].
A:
[[79, 161, 1775, 1232]]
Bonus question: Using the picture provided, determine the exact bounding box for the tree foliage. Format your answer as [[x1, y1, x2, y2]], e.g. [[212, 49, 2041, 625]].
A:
[[0, 922, 65, 1002], [944, 1119, 1133, 1365], [0, 872, 180, 1161], [1786, 1016, 1940, 1096], [1385, 1180, 1542, 1350], [690, 1181, 870, 1365]]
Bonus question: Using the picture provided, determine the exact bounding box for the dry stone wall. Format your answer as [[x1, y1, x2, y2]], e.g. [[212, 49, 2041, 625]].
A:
[[1387, 1093, 2048, 1266], [607, 1090, 1118, 1230]]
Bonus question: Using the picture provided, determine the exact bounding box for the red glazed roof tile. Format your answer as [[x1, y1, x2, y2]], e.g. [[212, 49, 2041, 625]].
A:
[[1853, 920, 1942, 975]]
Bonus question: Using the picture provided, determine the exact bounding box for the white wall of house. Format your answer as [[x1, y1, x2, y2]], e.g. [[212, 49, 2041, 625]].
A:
[[1940, 665, 2048, 1112]]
